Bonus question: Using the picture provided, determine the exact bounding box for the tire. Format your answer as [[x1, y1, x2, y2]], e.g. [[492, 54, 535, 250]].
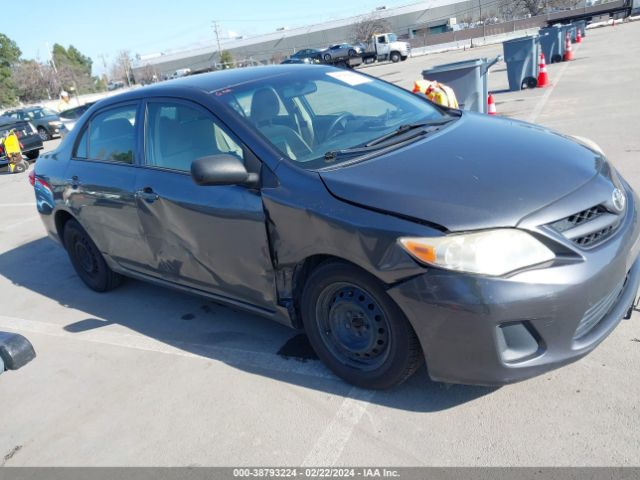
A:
[[37, 127, 50, 141], [390, 51, 401, 63], [26, 150, 40, 160], [12, 161, 28, 174], [323, 53, 332, 62], [551, 54, 562, 64], [301, 261, 423, 389], [348, 49, 356, 57], [522, 77, 537, 89], [63, 219, 123, 292]]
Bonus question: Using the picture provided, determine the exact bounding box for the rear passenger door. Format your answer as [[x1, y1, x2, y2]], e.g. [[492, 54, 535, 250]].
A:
[[65, 102, 153, 271], [133, 98, 277, 310]]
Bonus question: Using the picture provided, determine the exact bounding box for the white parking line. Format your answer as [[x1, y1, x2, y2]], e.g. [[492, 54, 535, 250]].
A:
[[0, 314, 335, 381], [527, 44, 581, 124], [301, 387, 375, 466]]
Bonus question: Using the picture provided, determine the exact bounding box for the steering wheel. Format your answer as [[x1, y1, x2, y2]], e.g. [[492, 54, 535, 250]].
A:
[[325, 113, 355, 141]]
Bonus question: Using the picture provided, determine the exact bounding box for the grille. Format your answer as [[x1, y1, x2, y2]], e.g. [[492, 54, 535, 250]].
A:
[[551, 206, 606, 233], [574, 279, 626, 340], [549, 205, 621, 249]]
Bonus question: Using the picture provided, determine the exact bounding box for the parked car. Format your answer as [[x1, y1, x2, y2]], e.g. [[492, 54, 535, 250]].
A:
[[287, 48, 322, 63], [31, 65, 640, 389], [321, 43, 362, 62], [3, 106, 63, 141], [58, 102, 95, 135], [107, 81, 126, 91], [0, 115, 43, 164]]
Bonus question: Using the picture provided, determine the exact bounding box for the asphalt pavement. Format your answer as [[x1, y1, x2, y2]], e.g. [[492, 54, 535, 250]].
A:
[[0, 21, 639, 467]]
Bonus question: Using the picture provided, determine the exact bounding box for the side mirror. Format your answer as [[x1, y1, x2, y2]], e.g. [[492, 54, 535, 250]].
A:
[[191, 154, 259, 187]]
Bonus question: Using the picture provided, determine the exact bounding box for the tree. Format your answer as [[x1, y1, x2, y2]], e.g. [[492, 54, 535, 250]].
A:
[[350, 13, 392, 43], [110, 50, 134, 85], [12, 60, 57, 103], [51, 43, 96, 95], [0, 33, 21, 107], [498, 0, 582, 19], [219, 50, 234, 69]]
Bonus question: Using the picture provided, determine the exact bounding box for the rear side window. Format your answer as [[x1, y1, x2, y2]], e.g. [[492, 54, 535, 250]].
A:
[[75, 105, 137, 163], [144, 101, 243, 172]]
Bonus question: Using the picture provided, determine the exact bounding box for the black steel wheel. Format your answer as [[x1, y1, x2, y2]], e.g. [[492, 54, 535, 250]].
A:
[[63, 219, 123, 292], [301, 262, 423, 389], [37, 127, 50, 141]]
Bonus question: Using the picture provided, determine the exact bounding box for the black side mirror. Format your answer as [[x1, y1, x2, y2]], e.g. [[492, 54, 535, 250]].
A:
[[191, 154, 259, 187]]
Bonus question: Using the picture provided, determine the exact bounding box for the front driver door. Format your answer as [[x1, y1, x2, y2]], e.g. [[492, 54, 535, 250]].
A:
[[133, 98, 277, 311]]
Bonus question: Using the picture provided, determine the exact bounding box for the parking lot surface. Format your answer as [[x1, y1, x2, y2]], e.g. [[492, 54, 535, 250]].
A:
[[1, 22, 639, 467]]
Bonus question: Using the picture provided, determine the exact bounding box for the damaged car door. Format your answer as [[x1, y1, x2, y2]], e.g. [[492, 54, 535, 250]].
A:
[[133, 98, 277, 311]]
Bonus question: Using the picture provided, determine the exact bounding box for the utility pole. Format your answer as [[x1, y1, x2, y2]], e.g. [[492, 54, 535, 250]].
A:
[[479, 0, 486, 38], [212, 20, 223, 68]]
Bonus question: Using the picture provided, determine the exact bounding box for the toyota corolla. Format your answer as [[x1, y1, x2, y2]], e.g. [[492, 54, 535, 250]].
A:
[[31, 65, 640, 389]]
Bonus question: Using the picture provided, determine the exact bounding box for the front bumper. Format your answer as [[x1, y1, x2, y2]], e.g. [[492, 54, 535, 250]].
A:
[[388, 191, 640, 386]]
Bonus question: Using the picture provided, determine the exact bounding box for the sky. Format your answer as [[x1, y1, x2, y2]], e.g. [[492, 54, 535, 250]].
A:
[[2, 0, 412, 76]]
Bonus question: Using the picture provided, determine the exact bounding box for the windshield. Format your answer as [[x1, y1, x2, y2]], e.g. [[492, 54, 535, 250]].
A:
[[26, 108, 58, 119], [214, 68, 448, 169], [388, 33, 398, 42]]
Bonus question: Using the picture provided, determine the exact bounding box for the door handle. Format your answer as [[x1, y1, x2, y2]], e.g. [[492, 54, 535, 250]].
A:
[[135, 187, 159, 203]]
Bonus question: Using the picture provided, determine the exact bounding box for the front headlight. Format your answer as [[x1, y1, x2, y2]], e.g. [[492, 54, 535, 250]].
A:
[[399, 229, 555, 276]]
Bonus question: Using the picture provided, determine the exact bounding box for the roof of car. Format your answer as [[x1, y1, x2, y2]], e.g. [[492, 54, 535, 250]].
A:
[[99, 64, 335, 105]]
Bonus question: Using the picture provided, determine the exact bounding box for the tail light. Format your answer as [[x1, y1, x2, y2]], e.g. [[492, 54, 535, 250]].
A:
[[28, 169, 35, 186]]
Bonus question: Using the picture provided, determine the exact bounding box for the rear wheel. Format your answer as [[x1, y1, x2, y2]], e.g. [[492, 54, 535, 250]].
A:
[[522, 77, 537, 89], [348, 49, 356, 57], [63, 219, 123, 292], [301, 262, 423, 389], [323, 53, 332, 62]]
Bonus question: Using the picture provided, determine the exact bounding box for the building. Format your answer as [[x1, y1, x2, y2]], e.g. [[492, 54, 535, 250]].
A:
[[132, 0, 506, 79]]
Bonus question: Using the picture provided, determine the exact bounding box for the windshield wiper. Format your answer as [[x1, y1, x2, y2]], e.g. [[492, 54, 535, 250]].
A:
[[323, 117, 458, 162], [365, 118, 456, 147]]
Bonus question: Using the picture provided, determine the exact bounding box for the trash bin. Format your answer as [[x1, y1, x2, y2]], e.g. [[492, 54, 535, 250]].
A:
[[422, 56, 501, 114], [539, 26, 564, 63], [559, 24, 575, 46], [573, 19, 586, 38], [502, 36, 540, 91]]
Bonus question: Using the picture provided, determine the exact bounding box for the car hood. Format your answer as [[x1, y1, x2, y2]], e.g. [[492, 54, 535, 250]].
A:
[[319, 113, 604, 231]]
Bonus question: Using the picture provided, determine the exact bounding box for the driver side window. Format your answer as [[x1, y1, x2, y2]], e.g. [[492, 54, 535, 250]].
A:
[[145, 101, 243, 172]]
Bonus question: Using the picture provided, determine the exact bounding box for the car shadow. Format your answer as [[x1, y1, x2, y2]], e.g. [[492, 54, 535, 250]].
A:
[[0, 237, 497, 412]]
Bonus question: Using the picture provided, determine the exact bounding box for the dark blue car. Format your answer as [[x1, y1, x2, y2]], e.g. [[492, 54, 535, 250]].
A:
[[31, 65, 640, 389]]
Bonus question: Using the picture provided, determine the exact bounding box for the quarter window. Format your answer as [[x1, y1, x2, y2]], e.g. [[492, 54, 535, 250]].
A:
[[145, 101, 243, 172], [83, 105, 137, 164]]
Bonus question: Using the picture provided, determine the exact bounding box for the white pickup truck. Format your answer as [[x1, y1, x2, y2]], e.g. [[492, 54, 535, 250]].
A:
[[360, 33, 411, 64]]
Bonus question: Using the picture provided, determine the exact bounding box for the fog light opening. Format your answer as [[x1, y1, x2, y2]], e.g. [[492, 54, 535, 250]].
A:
[[497, 321, 543, 364]]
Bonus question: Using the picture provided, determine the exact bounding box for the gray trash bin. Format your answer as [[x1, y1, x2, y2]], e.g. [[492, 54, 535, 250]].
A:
[[559, 24, 575, 46], [573, 19, 586, 38], [502, 36, 540, 91], [422, 56, 501, 113], [539, 26, 564, 63]]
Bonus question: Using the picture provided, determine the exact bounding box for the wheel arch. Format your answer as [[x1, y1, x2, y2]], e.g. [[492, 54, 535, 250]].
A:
[[54, 209, 76, 243]]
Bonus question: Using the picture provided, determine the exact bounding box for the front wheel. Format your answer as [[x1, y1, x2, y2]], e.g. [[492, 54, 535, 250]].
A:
[[301, 262, 423, 389], [63, 219, 123, 292], [37, 127, 50, 141], [323, 53, 332, 62], [390, 51, 401, 63]]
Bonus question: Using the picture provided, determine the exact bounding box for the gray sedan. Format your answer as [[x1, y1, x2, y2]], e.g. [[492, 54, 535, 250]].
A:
[[321, 43, 362, 62]]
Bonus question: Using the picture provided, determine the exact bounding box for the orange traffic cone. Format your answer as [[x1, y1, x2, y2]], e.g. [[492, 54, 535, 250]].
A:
[[487, 93, 497, 115], [576, 29, 582, 43], [537, 52, 549, 88], [563, 32, 573, 61]]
